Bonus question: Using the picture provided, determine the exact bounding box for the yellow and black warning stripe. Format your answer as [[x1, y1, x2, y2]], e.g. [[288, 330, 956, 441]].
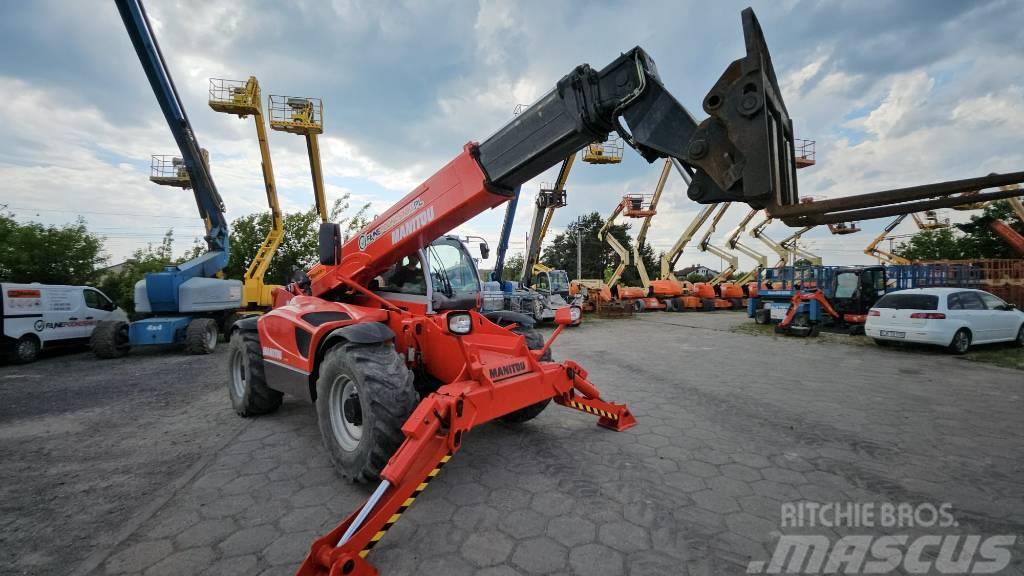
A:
[[566, 399, 617, 420], [359, 454, 452, 558]]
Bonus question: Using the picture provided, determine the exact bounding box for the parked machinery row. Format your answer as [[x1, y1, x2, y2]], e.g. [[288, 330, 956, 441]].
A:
[[95, 0, 330, 359]]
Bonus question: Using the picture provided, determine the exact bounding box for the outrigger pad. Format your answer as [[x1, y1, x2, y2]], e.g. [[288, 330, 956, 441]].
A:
[[684, 8, 799, 210]]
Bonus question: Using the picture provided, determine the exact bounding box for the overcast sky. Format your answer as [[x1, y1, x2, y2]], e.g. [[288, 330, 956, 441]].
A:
[[2, 0, 1022, 273]]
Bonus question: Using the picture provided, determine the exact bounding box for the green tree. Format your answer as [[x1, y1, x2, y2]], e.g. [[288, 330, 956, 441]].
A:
[[540, 212, 652, 283], [226, 196, 369, 285], [895, 201, 1024, 261], [955, 200, 1024, 259], [502, 253, 524, 283], [96, 231, 179, 314], [894, 228, 964, 260], [685, 272, 712, 283], [0, 212, 107, 284]]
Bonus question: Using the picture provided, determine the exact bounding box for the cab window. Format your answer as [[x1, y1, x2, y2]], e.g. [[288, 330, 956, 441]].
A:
[[380, 255, 426, 295], [979, 292, 1007, 310], [427, 240, 478, 296], [834, 272, 859, 299], [83, 289, 113, 310], [549, 271, 569, 292], [958, 292, 985, 310], [534, 273, 549, 291]]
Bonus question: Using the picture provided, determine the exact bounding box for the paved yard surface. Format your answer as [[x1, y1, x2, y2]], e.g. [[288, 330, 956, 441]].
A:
[[1, 311, 1022, 576]]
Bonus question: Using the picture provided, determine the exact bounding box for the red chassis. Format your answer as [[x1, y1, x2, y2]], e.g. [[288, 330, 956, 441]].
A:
[[262, 296, 636, 576]]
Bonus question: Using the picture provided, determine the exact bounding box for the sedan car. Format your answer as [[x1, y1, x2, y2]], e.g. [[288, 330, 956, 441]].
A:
[[865, 287, 1024, 354]]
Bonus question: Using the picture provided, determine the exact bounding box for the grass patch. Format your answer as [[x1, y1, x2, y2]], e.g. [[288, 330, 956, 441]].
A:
[[962, 346, 1024, 370], [730, 320, 1024, 370]]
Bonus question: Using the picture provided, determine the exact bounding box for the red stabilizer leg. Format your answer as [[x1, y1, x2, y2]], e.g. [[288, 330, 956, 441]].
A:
[[555, 360, 637, 431]]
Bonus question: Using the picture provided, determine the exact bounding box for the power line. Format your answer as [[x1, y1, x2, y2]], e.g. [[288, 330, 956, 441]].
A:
[[5, 205, 198, 220]]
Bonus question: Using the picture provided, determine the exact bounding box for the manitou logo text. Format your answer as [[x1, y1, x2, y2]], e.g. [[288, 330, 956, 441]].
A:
[[488, 360, 527, 381], [391, 206, 435, 245], [358, 199, 426, 250]]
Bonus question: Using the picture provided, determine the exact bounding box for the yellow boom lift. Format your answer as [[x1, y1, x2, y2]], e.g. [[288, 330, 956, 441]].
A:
[[208, 76, 283, 309], [268, 94, 328, 222]]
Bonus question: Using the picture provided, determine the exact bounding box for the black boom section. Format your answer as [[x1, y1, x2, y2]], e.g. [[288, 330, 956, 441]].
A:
[[475, 9, 795, 211]]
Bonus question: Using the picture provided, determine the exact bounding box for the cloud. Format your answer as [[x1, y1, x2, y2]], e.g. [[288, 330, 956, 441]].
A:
[[2, 0, 1023, 273]]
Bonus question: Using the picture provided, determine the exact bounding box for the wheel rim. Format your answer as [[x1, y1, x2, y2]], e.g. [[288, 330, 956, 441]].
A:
[[329, 375, 362, 452], [955, 331, 969, 352], [18, 339, 36, 359], [230, 347, 246, 398], [206, 326, 217, 349]]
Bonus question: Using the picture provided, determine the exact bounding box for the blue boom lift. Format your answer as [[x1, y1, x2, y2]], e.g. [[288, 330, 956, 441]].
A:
[[91, 0, 242, 358]]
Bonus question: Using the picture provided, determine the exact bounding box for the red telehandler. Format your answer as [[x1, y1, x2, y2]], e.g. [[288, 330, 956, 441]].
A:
[[221, 8, 1024, 576]]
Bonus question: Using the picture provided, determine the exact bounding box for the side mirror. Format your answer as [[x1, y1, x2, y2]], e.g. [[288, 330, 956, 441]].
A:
[[319, 223, 342, 265], [554, 305, 582, 326], [479, 242, 490, 260]]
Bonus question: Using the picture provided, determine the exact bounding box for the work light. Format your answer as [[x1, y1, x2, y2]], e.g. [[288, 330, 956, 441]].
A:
[[447, 312, 472, 334]]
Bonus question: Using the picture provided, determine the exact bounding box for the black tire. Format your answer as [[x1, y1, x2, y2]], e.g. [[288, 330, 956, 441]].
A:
[[316, 340, 417, 483], [947, 328, 971, 355], [185, 318, 218, 354], [873, 338, 891, 347], [11, 335, 40, 364], [500, 325, 552, 423], [670, 297, 683, 312], [791, 314, 815, 338], [663, 298, 677, 312], [1014, 324, 1024, 348], [634, 299, 647, 312], [701, 299, 715, 311], [228, 329, 283, 417], [91, 321, 130, 359], [754, 309, 770, 325]]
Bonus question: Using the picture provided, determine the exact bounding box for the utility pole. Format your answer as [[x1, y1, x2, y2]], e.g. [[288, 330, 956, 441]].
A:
[[576, 227, 582, 280]]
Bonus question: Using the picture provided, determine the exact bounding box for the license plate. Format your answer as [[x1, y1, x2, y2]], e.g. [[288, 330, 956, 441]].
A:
[[879, 330, 905, 338]]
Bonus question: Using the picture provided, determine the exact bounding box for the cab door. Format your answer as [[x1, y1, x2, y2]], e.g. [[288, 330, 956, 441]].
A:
[[956, 291, 996, 342], [83, 288, 120, 335], [978, 292, 1018, 340]]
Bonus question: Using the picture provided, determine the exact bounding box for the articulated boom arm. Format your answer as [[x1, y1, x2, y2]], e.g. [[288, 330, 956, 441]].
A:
[[750, 214, 797, 268], [864, 214, 911, 265], [726, 209, 768, 282], [605, 159, 672, 288], [778, 226, 821, 265], [598, 203, 631, 288], [116, 0, 227, 278], [310, 8, 804, 295], [522, 155, 575, 286], [698, 204, 740, 285]]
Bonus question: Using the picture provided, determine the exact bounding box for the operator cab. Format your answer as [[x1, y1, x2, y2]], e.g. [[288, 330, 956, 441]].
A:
[[533, 270, 570, 298], [831, 266, 886, 318], [375, 235, 482, 313]]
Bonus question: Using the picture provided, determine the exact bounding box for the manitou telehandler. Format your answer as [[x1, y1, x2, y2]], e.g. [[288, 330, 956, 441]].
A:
[[219, 10, 819, 575], [210, 7, 1024, 575]]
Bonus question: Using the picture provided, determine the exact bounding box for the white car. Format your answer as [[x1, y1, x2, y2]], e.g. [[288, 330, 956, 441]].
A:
[[866, 287, 1024, 354]]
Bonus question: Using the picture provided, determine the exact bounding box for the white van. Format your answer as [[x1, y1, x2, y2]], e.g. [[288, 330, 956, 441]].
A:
[[1, 283, 128, 363]]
